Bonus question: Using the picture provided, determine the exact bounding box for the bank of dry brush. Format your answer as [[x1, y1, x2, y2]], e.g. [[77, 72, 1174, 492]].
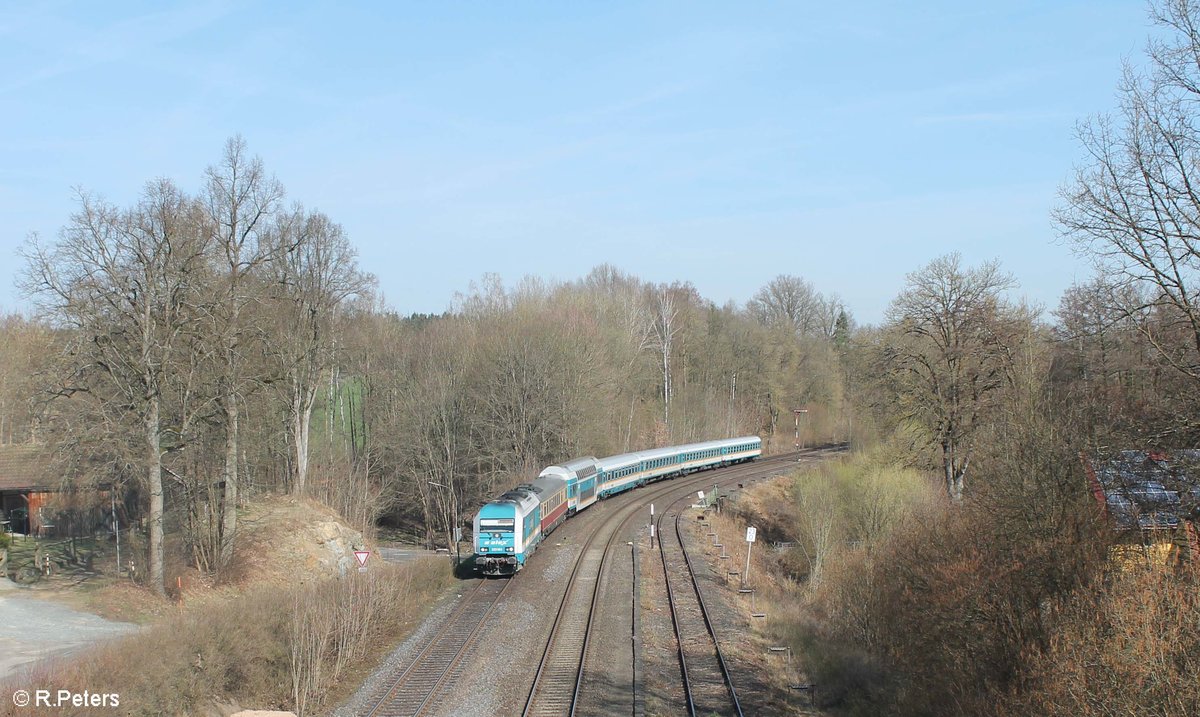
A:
[[0, 559, 453, 717]]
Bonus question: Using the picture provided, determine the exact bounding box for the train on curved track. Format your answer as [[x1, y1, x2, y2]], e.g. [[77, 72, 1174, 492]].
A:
[[473, 436, 762, 576]]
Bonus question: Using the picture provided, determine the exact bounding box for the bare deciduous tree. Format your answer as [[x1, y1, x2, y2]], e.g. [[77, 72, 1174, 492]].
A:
[[747, 274, 823, 335], [651, 285, 679, 436], [21, 181, 210, 596], [1058, 0, 1200, 386], [201, 136, 284, 570], [817, 293, 849, 341], [882, 253, 1020, 501], [0, 314, 53, 444], [269, 208, 373, 495]]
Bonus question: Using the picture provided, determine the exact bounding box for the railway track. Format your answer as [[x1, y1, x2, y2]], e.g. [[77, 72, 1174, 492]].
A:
[[362, 447, 841, 717], [643, 447, 846, 716], [365, 577, 511, 717], [521, 500, 618, 717], [525, 450, 818, 717], [656, 494, 743, 717]]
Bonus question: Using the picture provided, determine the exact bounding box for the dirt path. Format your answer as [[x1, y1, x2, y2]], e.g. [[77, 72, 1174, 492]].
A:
[[0, 580, 137, 680]]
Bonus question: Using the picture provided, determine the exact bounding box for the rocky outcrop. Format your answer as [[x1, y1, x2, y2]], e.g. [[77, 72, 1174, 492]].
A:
[[230, 497, 370, 584], [308, 519, 367, 577]]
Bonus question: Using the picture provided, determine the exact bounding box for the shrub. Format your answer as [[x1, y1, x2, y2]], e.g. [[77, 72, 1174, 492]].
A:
[[1001, 562, 1200, 717], [779, 421, 1110, 717], [1, 559, 454, 717]]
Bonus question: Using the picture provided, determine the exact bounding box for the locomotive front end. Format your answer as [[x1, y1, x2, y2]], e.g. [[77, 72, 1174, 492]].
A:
[[474, 502, 520, 576]]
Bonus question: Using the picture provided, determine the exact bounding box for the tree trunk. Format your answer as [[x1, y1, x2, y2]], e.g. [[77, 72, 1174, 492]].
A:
[[953, 457, 968, 502], [943, 443, 958, 502], [942, 444, 967, 502], [219, 393, 238, 570], [661, 341, 672, 438], [146, 397, 166, 597], [421, 493, 436, 550], [291, 380, 315, 496]]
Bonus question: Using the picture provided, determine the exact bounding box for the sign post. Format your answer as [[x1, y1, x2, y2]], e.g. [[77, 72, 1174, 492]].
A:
[[744, 526, 757, 584]]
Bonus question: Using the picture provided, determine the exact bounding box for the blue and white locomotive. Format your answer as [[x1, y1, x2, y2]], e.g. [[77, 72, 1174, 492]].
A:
[[473, 436, 761, 576]]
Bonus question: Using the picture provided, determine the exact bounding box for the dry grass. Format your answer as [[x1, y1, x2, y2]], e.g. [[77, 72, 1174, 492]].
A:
[[691, 502, 824, 716], [52, 578, 175, 624], [0, 558, 454, 717], [0, 494, 458, 717], [708, 452, 939, 716]]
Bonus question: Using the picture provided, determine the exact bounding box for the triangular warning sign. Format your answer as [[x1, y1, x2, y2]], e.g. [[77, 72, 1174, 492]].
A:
[[354, 550, 370, 568]]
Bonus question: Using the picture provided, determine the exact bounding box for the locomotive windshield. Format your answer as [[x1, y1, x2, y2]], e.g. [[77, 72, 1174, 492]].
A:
[[479, 518, 515, 532]]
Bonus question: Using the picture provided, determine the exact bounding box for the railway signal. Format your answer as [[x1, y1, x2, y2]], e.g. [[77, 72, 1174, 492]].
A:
[[650, 504, 655, 548], [792, 408, 808, 449]]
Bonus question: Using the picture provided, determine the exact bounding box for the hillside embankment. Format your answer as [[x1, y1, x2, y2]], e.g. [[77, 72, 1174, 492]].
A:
[[705, 452, 935, 716], [722, 448, 1200, 717], [0, 496, 458, 717]]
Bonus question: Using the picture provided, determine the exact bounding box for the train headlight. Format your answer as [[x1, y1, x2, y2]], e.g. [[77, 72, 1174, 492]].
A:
[[505, 547, 514, 552], [479, 547, 489, 552]]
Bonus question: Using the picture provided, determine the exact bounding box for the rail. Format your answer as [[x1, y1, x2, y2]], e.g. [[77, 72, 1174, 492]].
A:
[[365, 577, 512, 717]]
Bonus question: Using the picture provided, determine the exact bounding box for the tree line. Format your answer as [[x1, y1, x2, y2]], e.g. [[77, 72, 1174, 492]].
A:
[[763, 3, 1200, 713], [349, 268, 851, 550], [15, 137, 372, 595], [2, 22, 1198, 714], [1, 148, 856, 594]]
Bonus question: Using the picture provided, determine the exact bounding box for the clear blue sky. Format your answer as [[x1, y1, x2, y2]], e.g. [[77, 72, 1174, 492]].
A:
[[0, 1, 1155, 324]]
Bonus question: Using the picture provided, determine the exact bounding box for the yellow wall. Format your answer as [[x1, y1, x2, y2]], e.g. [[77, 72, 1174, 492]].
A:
[[1109, 536, 1184, 571]]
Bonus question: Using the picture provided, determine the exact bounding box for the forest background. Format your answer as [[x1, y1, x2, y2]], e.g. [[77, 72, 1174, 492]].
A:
[[2, 2, 1200, 714]]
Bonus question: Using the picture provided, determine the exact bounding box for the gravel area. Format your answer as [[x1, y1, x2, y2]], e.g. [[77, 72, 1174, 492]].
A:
[[0, 580, 138, 682], [575, 527, 637, 717], [539, 539, 576, 583]]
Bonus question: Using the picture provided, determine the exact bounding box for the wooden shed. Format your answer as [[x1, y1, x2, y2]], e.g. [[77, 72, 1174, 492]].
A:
[[0, 444, 55, 536]]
